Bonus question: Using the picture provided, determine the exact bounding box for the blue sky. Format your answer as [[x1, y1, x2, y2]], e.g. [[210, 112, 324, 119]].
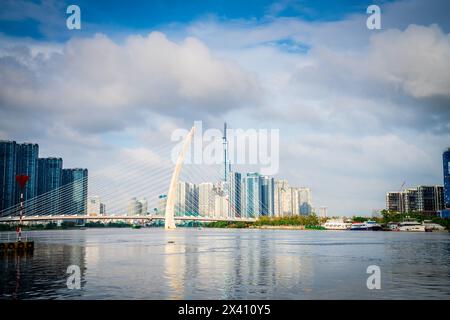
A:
[[0, 0, 390, 40], [1, 0, 449, 215]]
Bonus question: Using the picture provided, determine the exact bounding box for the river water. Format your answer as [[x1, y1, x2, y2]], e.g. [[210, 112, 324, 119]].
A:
[[1, 228, 450, 299]]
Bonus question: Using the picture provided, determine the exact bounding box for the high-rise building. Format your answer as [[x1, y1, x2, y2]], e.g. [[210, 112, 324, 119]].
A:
[[87, 196, 105, 216], [404, 188, 419, 212], [243, 172, 261, 218], [15, 143, 39, 212], [274, 180, 288, 217], [386, 185, 444, 214], [138, 198, 148, 215], [443, 148, 450, 208], [416, 185, 444, 213], [0, 140, 17, 212], [214, 194, 229, 218], [37, 157, 63, 215], [319, 206, 328, 218], [175, 181, 198, 216], [260, 175, 274, 217], [61, 168, 88, 215], [298, 187, 312, 215], [198, 182, 215, 217], [127, 197, 141, 216], [228, 172, 242, 218], [289, 187, 299, 216], [386, 191, 404, 212], [156, 194, 167, 215]]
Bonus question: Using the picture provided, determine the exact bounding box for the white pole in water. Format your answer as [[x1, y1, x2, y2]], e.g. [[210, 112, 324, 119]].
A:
[[17, 191, 24, 241]]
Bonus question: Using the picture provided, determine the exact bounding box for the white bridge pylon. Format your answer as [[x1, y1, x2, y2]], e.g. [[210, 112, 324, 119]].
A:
[[164, 126, 196, 230]]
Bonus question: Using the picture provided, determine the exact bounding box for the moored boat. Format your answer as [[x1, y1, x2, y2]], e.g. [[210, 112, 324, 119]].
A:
[[397, 220, 426, 232], [350, 220, 382, 231], [322, 219, 351, 230]]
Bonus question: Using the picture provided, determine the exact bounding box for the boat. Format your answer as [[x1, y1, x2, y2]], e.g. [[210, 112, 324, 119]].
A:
[[322, 219, 351, 230], [422, 220, 446, 232], [397, 219, 426, 232], [350, 220, 383, 231]]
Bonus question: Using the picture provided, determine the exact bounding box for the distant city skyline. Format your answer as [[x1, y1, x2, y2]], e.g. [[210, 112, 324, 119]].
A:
[[0, 139, 88, 217]]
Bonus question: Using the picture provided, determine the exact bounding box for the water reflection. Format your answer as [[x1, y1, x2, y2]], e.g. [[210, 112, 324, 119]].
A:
[[1, 229, 450, 299]]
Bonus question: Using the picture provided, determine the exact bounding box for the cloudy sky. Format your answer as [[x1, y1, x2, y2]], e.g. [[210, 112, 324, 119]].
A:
[[0, 0, 449, 215]]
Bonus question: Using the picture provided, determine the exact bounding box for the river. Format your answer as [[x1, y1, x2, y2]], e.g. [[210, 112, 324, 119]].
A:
[[1, 228, 450, 299]]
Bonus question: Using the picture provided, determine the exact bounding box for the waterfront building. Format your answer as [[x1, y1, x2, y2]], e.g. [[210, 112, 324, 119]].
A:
[[386, 185, 444, 214], [87, 196, 105, 216], [386, 191, 404, 213], [318, 206, 328, 218], [298, 187, 312, 215], [156, 194, 167, 215], [290, 187, 299, 216], [416, 185, 444, 213], [127, 197, 141, 216], [228, 171, 242, 218], [37, 157, 63, 215], [260, 175, 274, 217], [198, 182, 215, 217], [0, 140, 17, 212], [274, 179, 289, 217], [15, 143, 39, 212], [175, 181, 198, 216], [444, 148, 450, 208], [61, 168, 88, 215], [404, 188, 419, 212], [138, 198, 148, 215], [243, 172, 261, 218], [214, 194, 229, 219]]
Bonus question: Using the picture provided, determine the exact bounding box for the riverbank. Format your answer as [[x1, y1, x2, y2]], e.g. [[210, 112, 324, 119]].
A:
[[250, 225, 306, 230]]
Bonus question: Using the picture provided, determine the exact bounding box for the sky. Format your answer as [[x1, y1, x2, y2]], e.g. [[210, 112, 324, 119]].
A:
[[0, 0, 449, 216]]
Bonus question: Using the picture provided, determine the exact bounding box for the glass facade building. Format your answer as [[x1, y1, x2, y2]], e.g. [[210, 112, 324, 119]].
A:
[[228, 172, 242, 218], [37, 157, 63, 215], [0, 140, 17, 212], [260, 175, 274, 217], [243, 172, 261, 218], [61, 168, 88, 215], [15, 143, 39, 213], [444, 148, 450, 208]]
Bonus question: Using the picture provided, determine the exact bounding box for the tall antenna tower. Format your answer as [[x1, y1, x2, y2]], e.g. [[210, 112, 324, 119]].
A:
[[223, 122, 228, 182]]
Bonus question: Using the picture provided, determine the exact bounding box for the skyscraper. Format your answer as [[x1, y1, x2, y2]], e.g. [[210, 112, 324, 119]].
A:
[[260, 175, 274, 217], [228, 172, 242, 218], [37, 157, 63, 215], [243, 172, 261, 218], [15, 143, 39, 213], [128, 197, 141, 216], [61, 168, 88, 215], [198, 182, 215, 217], [175, 181, 198, 216], [0, 140, 16, 213], [274, 179, 289, 217], [87, 196, 105, 216], [444, 148, 450, 208], [298, 187, 312, 215]]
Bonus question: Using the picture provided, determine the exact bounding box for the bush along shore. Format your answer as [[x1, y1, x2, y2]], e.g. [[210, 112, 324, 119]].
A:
[[205, 215, 322, 229]]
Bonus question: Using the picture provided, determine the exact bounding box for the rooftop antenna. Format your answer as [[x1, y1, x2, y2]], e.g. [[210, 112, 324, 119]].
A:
[[223, 122, 228, 182]]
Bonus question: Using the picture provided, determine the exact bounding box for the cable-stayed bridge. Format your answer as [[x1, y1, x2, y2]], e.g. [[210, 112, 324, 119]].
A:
[[0, 126, 266, 229]]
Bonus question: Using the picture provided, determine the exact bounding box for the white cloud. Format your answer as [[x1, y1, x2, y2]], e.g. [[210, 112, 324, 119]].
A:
[[0, 31, 261, 134]]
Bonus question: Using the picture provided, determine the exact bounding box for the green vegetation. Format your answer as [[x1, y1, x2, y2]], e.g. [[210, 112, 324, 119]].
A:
[[205, 214, 321, 229], [205, 221, 253, 228], [254, 214, 320, 227]]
